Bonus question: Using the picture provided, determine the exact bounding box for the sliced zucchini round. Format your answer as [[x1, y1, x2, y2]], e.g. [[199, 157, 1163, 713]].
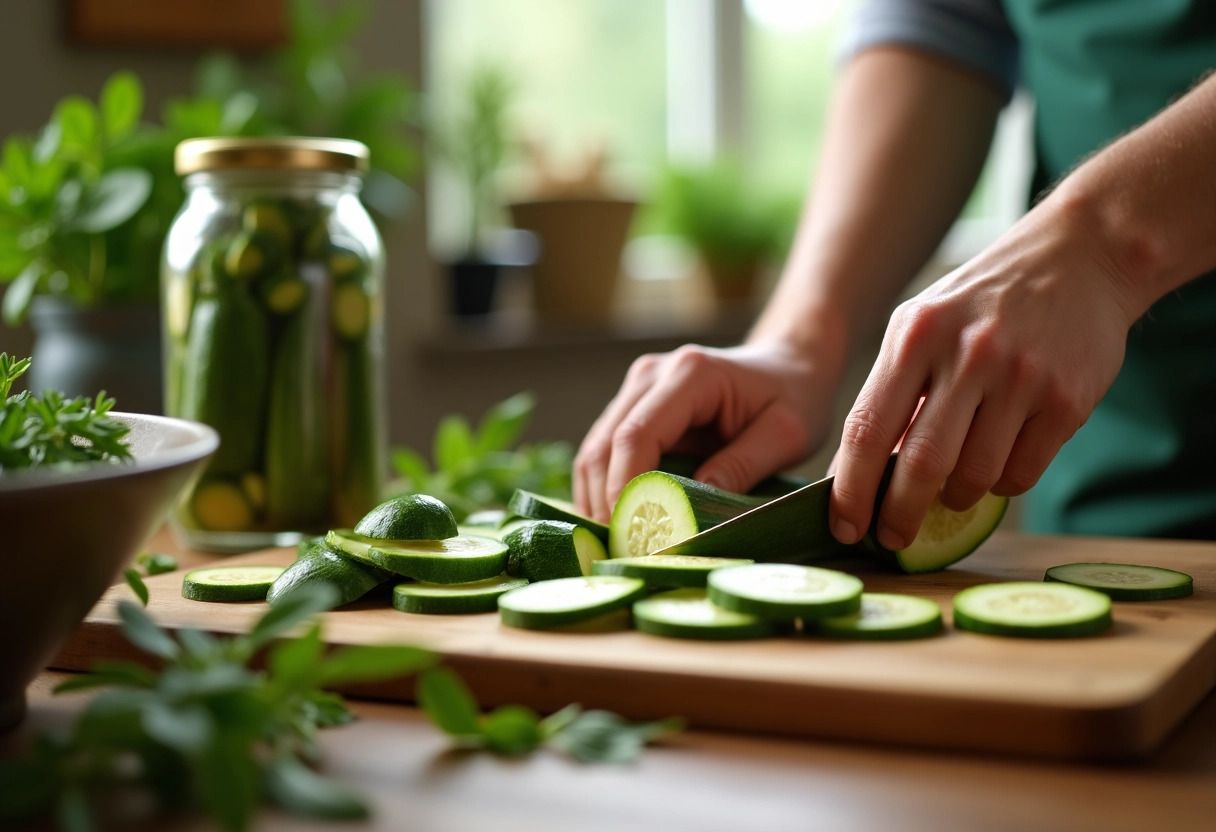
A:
[[354, 494, 458, 541], [497, 576, 646, 630], [508, 489, 609, 543], [816, 593, 943, 640], [707, 563, 863, 621], [633, 588, 775, 640], [609, 471, 763, 559], [592, 554, 754, 588], [182, 565, 285, 603], [368, 535, 508, 584], [952, 582, 1112, 638], [870, 492, 1009, 574], [392, 575, 529, 615], [1044, 562, 1194, 601]]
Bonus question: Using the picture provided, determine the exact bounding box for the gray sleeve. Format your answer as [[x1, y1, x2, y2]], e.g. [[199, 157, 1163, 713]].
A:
[[838, 0, 1020, 100]]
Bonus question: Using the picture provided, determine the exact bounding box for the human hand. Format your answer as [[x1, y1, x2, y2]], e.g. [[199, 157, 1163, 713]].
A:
[[828, 202, 1139, 551], [574, 343, 835, 522]]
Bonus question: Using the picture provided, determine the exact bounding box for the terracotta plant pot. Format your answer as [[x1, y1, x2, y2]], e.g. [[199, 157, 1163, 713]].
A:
[[509, 198, 636, 326]]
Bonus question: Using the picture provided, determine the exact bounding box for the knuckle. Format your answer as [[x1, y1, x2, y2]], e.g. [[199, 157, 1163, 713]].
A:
[[669, 344, 712, 375], [841, 407, 889, 454], [708, 453, 752, 493], [898, 433, 953, 483], [997, 463, 1041, 495], [611, 419, 650, 452], [951, 454, 1000, 494], [627, 352, 662, 381], [957, 327, 1003, 374], [890, 300, 942, 350]]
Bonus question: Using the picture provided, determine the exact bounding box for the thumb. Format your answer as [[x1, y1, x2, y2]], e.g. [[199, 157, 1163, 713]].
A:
[[695, 404, 807, 494]]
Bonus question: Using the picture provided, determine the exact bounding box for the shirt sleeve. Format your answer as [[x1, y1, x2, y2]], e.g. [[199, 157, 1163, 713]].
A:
[[838, 0, 1020, 100]]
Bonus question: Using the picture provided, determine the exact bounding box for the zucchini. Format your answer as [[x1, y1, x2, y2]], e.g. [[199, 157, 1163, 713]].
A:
[[179, 289, 268, 475], [392, 575, 528, 615], [331, 342, 383, 528], [497, 576, 646, 630], [331, 282, 370, 340], [266, 541, 392, 608], [503, 520, 606, 582], [632, 588, 775, 641], [507, 489, 609, 544], [224, 231, 276, 281], [592, 554, 754, 588], [369, 536, 508, 584], [354, 494, 458, 541], [866, 492, 1009, 574], [328, 244, 366, 282], [182, 565, 284, 603], [952, 582, 1112, 638], [264, 306, 329, 530], [190, 479, 255, 532], [609, 472, 767, 559], [1043, 563, 1194, 601], [815, 593, 943, 640], [259, 271, 310, 315], [243, 200, 294, 251], [707, 563, 863, 621]]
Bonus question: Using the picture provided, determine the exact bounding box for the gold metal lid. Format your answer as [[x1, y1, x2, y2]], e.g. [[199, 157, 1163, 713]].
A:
[[175, 137, 370, 175]]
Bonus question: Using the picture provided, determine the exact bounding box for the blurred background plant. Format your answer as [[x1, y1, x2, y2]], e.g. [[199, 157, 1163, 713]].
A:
[[644, 158, 799, 301], [389, 392, 573, 520]]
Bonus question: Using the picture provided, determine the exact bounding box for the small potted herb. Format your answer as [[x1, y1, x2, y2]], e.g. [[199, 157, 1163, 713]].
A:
[[648, 159, 798, 306], [431, 65, 516, 317]]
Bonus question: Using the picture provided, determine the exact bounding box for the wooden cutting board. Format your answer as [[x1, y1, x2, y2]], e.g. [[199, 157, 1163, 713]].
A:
[[54, 532, 1216, 761]]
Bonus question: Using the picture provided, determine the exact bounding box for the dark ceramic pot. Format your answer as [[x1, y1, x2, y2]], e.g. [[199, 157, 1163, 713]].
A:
[[449, 259, 503, 317], [27, 297, 163, 414]]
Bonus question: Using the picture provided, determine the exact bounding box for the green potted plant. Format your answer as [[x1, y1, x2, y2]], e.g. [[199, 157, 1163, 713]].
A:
[[649, 159, 798, 305], [430, 65, 515, 317]]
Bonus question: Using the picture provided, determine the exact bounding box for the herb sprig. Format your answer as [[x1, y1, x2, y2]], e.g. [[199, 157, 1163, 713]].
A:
[[0, 353, 132, 472], [0, 585, 681, 831]]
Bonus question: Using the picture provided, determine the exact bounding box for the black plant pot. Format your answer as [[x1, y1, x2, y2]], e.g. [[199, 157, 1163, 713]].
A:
[[449, 259, 502, 318], [27, 297, 163, 415]]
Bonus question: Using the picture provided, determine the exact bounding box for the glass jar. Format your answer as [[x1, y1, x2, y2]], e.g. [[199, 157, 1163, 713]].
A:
[[163, 137, 385, 551]]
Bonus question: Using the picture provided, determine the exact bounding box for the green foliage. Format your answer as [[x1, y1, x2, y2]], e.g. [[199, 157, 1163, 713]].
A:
[[430, 64, 515, 255], [0, 585, 433, 831], [645, 158, 800, 276], [416, 669, 682, 762], [0, 72, 155, 323], [0, 353, 133, 472], [389, 392, 573, 521]]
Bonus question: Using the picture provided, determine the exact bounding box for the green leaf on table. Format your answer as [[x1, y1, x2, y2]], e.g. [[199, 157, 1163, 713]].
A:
[[268, 623, 324, 690], [67, 168, 152, 233], [242, 582, 338, 653], [54, 659, 157, 693], [100, 71, 143, 141], [117, 600, 178, 661], [474, 391, 533, 455], [196, 732, 260, 832], [141, 700, 213, 754], [481, 705, 543, 756], [434, 415, 474, 476], [318, 644, 434, 687], [416, 667, 481, 739], [545, 710, 685, 765], [124, 567, 149, 606], [137, 551, 178, 575], [265, 755, 369, 821], [538, 703, 582, 739], [304, 690, 355, 727]]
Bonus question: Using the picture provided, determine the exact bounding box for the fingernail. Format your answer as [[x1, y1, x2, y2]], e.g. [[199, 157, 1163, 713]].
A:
[[878, 525, 906, 552], [833, 518, 858, 544]]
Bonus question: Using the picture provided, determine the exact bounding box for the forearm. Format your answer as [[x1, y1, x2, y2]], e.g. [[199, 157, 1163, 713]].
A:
[[1044, 71, 1216, 324], [749, 46, 1004, 379]]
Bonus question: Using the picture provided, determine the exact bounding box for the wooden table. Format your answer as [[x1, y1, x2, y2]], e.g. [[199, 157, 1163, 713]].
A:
[[11, 530, 1216, 831]]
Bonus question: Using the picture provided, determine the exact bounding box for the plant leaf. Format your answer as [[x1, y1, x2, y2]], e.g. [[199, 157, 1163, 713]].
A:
[[474, 392, 533, 455], [100, 71, 143, 141], [304, 690, 354, 727], [117, 600, 178, 661], [545, 710, 684, 764], [2, 260, 42, 326], [124, 568, 149, 606], [53, 660, 157, 693], [53, 96, 98, 161], [242, 582, 338, 654], [67, 168, 152, 233], [265, 755, 369, 821], [141, 700, 213, 754], [480, 705, 542, 756], [137, 552, 178, 575], [433, 415, 473, 476], [390, 447, 431, 490], [268, 623, 324, 690], [416, 667, 481, 738], [196, 731, 260, 832], [318, 644, 434, 687]]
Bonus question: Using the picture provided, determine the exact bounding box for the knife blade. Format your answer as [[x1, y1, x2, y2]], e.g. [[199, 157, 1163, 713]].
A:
[[648, 455, 896, 563]]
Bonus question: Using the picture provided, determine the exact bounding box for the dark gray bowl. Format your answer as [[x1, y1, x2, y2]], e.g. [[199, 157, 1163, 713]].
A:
[[0, 413, 217, 731]]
